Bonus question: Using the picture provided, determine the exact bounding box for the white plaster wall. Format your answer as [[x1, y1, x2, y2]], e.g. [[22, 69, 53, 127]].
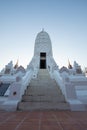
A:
[[27, 30, 58, 71], [34, 30, 53, 56]]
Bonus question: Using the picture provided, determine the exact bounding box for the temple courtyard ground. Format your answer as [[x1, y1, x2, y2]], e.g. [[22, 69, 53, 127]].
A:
[[0, 110, 87, 130]]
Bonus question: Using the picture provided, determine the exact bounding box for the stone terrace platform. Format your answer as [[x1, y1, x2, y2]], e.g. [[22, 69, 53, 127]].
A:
[[0, 110, 87, 130]]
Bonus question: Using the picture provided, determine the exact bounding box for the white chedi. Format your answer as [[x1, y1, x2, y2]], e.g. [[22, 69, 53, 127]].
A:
[[73, 61, 82, 74], [27, 29, 58, 72], [4, 61, 14, 74]]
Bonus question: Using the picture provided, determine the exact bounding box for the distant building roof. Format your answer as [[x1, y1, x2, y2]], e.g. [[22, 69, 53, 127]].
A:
[[59, 66, 69, 73], [16, 66, 26, 73]]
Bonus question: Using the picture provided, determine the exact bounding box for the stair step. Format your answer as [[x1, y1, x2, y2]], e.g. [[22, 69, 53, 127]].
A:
[[22, 95, 66, 102], [25, 89, 62, 95], [18, 102, 70, 111]]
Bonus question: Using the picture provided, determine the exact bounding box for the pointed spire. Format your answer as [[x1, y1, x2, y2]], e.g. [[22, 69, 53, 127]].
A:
[[68, 59, 70, 66], [68, 59, 72, 69], [14, 59, 18, 69], [42, 28, 44, 32]]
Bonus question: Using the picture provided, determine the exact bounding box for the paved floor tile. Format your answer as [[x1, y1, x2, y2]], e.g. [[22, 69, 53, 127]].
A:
[[0, 111, 87, 130]]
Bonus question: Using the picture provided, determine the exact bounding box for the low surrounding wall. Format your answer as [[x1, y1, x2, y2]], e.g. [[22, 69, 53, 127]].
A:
[[9, 69, 33, 101], [53, 70, 86, 111], [0, 69, 33, 111]]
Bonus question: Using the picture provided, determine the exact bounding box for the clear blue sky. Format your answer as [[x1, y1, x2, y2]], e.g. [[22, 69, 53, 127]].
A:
[[0, 0, 87, 70]]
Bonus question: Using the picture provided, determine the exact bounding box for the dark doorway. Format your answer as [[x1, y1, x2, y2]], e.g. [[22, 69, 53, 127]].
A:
[[40, 59, 46, 69], [40, 52, 46, 69], [40, 53, 46, 57]]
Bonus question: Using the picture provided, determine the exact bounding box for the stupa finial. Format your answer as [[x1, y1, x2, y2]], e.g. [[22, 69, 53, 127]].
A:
[[68, 59, 72, 69], [42, 28, 44, 32]]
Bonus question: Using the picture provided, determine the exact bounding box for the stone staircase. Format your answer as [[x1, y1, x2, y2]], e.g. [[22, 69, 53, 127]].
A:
[[18, 69, 70, 111]]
